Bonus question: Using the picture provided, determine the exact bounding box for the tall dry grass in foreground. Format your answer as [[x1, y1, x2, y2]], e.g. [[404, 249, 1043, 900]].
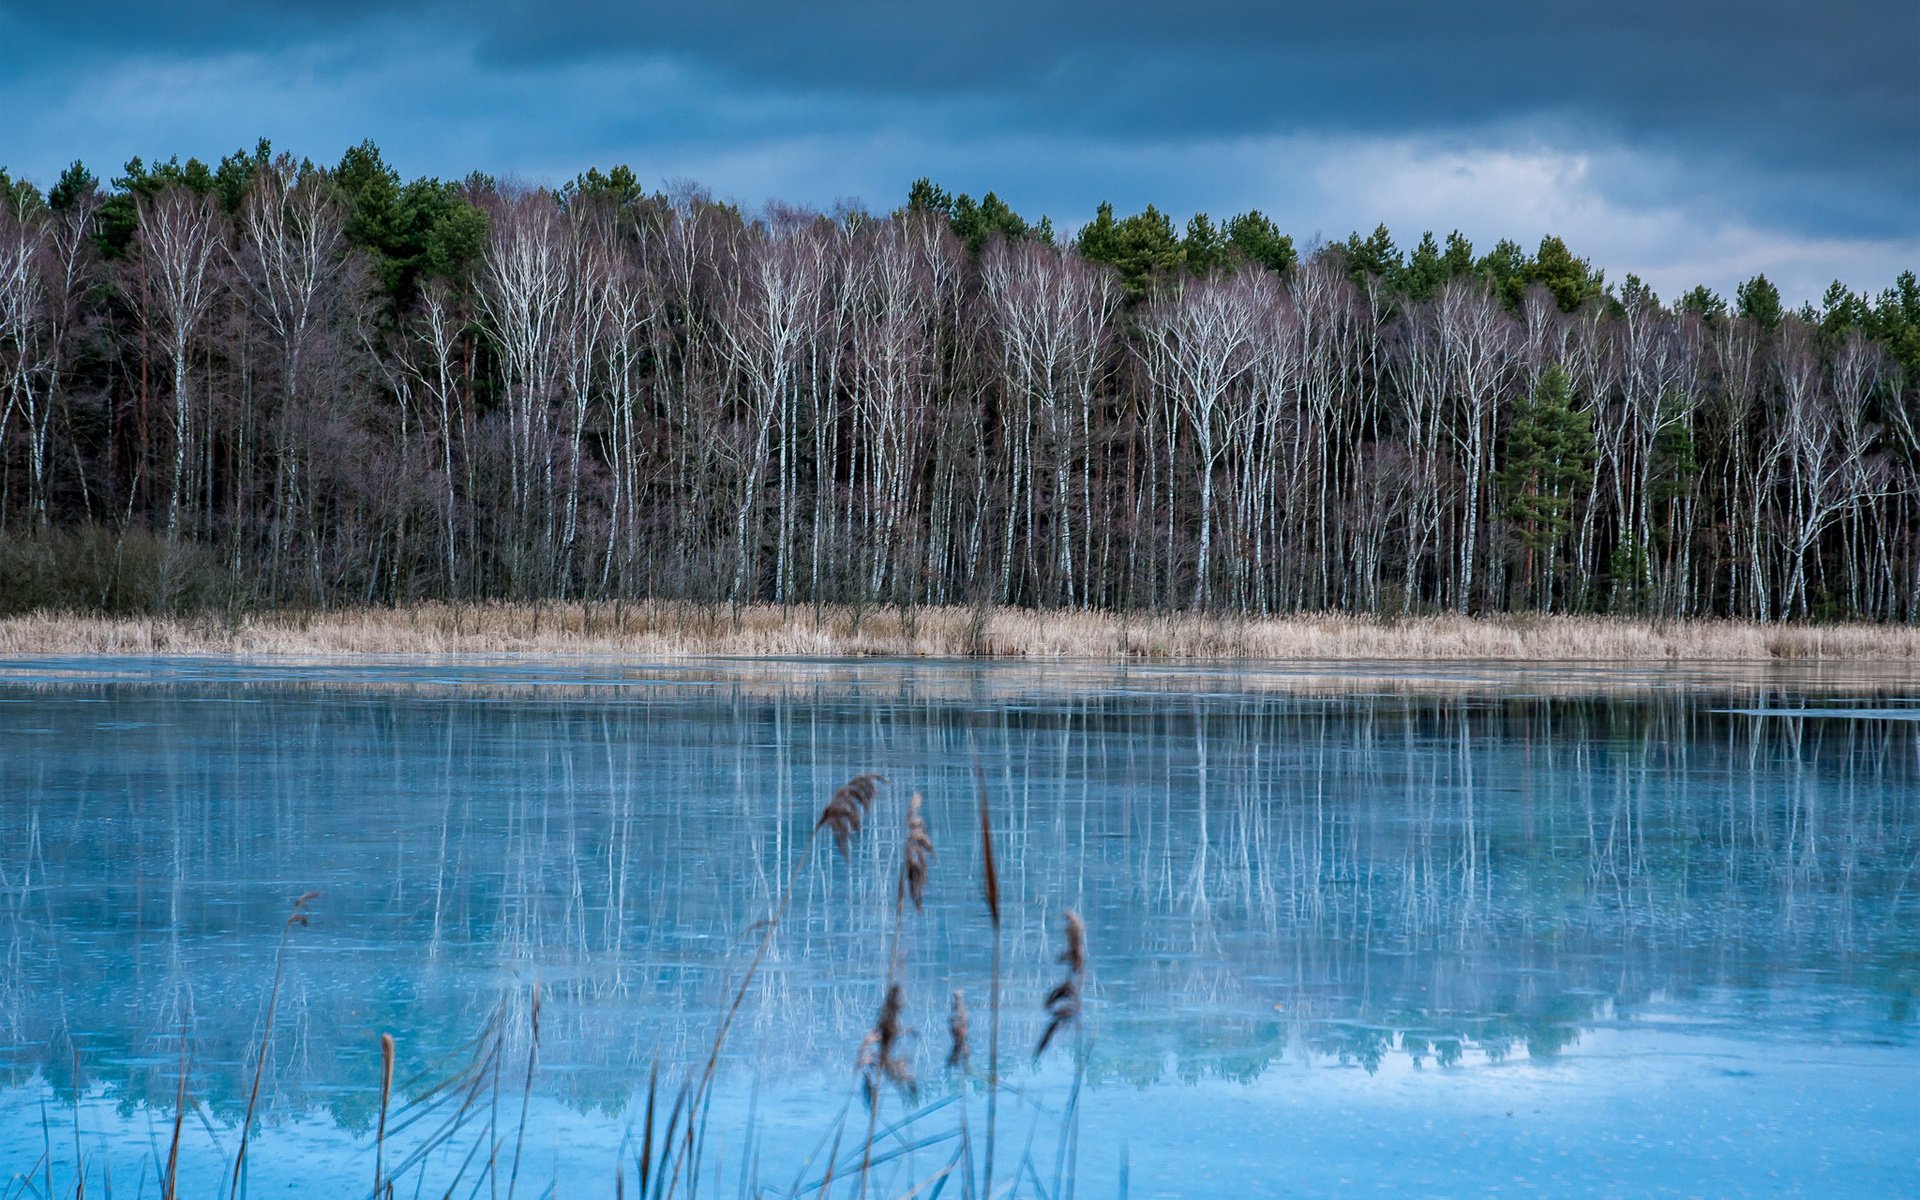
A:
[[4, 601, 1919, 660]]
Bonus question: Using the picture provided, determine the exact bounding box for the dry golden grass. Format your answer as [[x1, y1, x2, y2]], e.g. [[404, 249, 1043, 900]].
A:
[[2, 601, 1918, 661]]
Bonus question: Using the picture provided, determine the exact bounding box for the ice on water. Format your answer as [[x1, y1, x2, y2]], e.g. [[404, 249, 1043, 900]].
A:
[[2, 658, 1916, 1195]]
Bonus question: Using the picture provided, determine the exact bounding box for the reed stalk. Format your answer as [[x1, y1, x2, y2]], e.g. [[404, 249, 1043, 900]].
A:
[[857, 792, 932, 1197], [636, 1062, 657, 1200], [1038, 911, 1088, 1200], [229, 891, 319, 1200], [71, 1046, 84, 1200], [974, 772, 1003, 1200], [676, 773, 884, 1196], [505, 982, 541, 1200], [162, 1020, 188, 1200], [373, 1033, 394, 1199]]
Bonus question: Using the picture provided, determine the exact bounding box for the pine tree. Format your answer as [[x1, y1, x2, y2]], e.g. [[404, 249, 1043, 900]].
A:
[[1530, 235, 1604, 311], [1735, 274, 1783, 331], [1500, 365, 1594, 607], [1224, 211, 1294, 274], [1076, 202, 1183, 302]]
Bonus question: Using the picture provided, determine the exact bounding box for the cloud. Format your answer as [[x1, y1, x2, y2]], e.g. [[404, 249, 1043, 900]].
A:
[[1, 1, 1913, 303]]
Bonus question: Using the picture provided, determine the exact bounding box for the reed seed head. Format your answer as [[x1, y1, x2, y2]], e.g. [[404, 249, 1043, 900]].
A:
[[1059, 909, 1086, 976], [946, 989, 970, 1070], [857, 981, 915, 1105], [818, 772, 889, 859], [287, 890, 322, 928], [975, 772, 1000, 929], [1036, 909, 1087, 1058], [899, 792, 934, 911]]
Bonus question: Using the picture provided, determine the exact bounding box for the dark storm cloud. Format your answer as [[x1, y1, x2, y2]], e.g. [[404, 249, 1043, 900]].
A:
[[15, 1, 1914, 145], [2, 0, 1915, 279]]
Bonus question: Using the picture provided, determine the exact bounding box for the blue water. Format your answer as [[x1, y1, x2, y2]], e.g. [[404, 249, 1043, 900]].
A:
[[2, 657, 1917, 1197]]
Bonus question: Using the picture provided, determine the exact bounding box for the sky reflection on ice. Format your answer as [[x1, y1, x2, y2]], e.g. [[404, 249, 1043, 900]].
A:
[[2, 657, 1916, 1195]]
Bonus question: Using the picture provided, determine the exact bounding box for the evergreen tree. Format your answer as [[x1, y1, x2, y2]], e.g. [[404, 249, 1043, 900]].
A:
[[1183, 212, 1227, 275], [1500, 364, 1594, 604], [1868, 270, 1920, 383], [336, 141, 491, 303], [1679, 285, 1725, 320], [564, 164, 645, 208], [906, 179, 1049, 255], [1342, 223, 1400, 283], [336, 140, 407, 277], [98, 154, 218, 256], [46, 162, 98, 213], [1818, 279, 1869, 340], [0, 168, 43, 216], [1399, 231, 1446, 301], [1478, 238, 1530, 309], [1530, 235, 1604, 311], [1619, 274, 1658, 312], [1224, 210, 1294, 274], [419, 192, 490, 287], [214, 138, 274, 214], [1076, 202, 1183, 301], [1735, 273, 1783, 331]]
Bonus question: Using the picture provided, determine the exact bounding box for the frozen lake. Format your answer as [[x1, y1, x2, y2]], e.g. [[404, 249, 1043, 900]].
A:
[[2, 657, 1918, 1196]]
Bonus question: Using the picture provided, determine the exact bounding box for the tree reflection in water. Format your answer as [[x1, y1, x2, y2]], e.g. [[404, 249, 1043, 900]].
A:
[[0, 659, 1914, 1176]]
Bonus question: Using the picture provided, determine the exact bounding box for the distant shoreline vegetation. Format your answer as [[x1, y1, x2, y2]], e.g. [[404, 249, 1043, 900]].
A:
[[1, 141, 1917, 624], [4, 604, 1919, 661]]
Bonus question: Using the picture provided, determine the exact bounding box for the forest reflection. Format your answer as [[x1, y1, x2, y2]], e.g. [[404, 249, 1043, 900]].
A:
[[2, 663, 1915, 1138]]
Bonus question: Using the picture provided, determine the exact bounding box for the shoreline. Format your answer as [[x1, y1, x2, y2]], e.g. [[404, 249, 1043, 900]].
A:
[[3, 603, 1919, 662]]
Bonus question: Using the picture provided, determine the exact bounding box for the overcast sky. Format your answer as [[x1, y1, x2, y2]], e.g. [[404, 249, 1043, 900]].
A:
[[2, 1, 1914, 303]]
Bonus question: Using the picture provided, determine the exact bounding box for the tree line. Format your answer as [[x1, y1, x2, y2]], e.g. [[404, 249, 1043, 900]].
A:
[[1, 140, 1916, 620]]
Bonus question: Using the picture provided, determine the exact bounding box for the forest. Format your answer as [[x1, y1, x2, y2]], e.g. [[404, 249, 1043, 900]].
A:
[[1, 140, 1916, 622]]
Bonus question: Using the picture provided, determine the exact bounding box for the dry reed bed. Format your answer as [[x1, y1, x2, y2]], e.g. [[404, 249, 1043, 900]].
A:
[[3, 603, 1919, 661]]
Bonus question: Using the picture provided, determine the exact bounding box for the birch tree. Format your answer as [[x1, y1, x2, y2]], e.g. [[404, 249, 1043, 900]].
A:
[[134, 185, 224, 540], [1138, 271, 1269, 608]]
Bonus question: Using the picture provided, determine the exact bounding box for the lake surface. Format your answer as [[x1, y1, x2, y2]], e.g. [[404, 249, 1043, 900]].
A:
[[3, 656, 1918, 1197]]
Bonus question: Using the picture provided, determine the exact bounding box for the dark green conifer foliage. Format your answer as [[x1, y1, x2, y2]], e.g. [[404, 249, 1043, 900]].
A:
[[0, 169, 44, 216], [47, 163, 97, 214], [1076, 202, 1184, 301], [1868, 270, 1920, 381], [1478, 238, 1531, 309], [1342, 223, 1400, 283], [1818, 279, 1870, 341], [1224, 210, 1295, 274], [1440, 230, 1476, 276], [564, 165, 645, 208], [1183, 212, 1226, 275], [905, 178, 1050, 255], [1399, 232, 1445, 301], [336, 140, 407, 283], [421, 197, 490, 287], [1619, 274, 1658, 313], [97, 154, 217, 256], [1735, 274, 1783, 331], [1394, 230, 1480, 302], [1500, 365, 1594, 600], [1679, 285, 1725, 320], [214, 139, 274, 214], [1530, 235, 1604, 311], [336, 141, 489, 302]]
